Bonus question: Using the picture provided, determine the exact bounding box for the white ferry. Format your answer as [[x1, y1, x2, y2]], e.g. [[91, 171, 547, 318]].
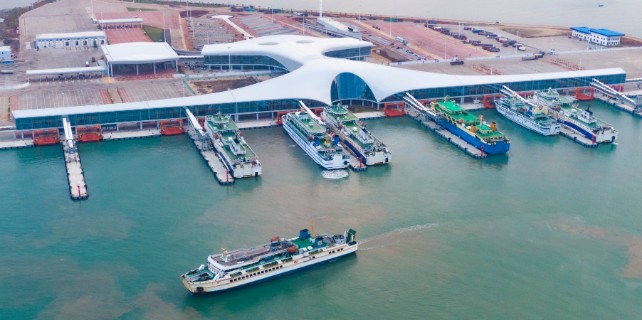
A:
[[282, 103, 350, 170], [321, 105, 391, 166], [495, 95, 560, 136], [532, 89, 617, 143], [181, 228, 358, 293], [204, 114, 262, 178]]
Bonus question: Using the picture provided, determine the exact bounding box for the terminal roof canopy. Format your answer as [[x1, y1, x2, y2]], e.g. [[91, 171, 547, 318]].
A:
[[102, 42, 179, 64], [12, 35, 627, 120]]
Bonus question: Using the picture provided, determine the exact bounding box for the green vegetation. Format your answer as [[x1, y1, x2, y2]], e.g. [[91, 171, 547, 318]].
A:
[[142, 24, 164, 42], [126, 7, 157, 12]]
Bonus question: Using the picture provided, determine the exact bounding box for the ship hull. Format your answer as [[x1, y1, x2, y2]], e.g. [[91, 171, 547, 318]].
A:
[[321, 113, 391, 165], [210, 139, 262, 178], [182, 243, 358, 294], [497, 104, 560, 136], [283, 115, 349, 170], [560, 119, 617, 143], [437, 119, 510, 155]]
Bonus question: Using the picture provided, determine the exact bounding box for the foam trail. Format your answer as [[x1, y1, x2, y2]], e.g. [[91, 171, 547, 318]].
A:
[[321, 170, 349, 179], [359, 223, 439, 251]]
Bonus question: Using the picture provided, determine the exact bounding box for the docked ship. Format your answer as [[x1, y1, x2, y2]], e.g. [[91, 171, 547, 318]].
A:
[[430, 100, 510, 155], [282, 103, 350, 170], [321, 105, 391, 165], [495, 95, 561, 136], [204, 114, 262, 178], [181, 228, 358, 293], [532, 89, 617, 143]]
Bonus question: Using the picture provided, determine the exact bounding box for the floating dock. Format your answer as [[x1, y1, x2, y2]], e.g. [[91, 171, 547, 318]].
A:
[[62, 117, 88, 200], [559, 125, 598, 148], [595, 96, 642, 117], [185, 108, 234, 185], [340, 142, 367, 172]]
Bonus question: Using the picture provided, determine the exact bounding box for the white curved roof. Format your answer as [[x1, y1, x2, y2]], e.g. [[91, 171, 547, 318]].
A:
[[102, 42, 179, 64], [13, 35, 626, 119]]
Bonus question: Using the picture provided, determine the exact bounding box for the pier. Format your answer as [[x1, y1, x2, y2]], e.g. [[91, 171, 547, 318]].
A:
[[403, 93, 486, 159], [185, 108, 234, 185], [559, 125, 598, 148], [591, 79, 642, 116], [62, 117, 88, 200]]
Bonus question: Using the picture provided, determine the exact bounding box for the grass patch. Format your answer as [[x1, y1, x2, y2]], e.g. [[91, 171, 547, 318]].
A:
[[127, 7, 156, 11], [143, 24, 164, 42]]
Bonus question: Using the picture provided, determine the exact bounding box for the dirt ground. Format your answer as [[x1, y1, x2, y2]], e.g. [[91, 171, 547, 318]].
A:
[[500, 26, 569, 38], [190, 78, 260, 94]]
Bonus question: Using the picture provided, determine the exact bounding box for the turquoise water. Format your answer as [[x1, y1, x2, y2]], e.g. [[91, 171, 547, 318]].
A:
[[1, 101, 642, 319]]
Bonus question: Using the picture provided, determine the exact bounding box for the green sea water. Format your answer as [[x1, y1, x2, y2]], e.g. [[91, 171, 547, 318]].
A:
[[1, 101, 642, 319]]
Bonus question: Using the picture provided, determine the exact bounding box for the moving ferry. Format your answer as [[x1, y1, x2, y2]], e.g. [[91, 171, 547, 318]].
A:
[[532, 89, 618, 143], [431, 100, 510, 155], [282, 103, 350, 170], [321, 105, 391, 165], [181, 228, 358, 293], [204, 113, 261, 178]]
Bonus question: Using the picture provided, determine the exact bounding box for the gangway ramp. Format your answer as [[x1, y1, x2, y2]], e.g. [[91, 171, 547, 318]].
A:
[[404, 93, 486, 159], [591, 79, 642, 116], [184, 108, 234, 185], [62, 117, 88, 200]]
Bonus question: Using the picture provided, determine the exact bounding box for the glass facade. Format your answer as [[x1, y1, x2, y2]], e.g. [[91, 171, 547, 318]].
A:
[[331, 72, 376, 103], [203, 55, 287, 71], [324, 47, 372, 60]]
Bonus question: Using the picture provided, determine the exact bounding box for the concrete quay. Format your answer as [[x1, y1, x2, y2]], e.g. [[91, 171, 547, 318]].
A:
[[559, 125, 598, 148]]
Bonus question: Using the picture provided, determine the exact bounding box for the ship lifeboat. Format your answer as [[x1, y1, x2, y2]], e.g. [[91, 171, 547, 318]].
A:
[[287, 246, 298, 254]]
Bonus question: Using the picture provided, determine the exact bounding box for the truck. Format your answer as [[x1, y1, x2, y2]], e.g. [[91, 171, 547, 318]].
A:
[[450, 57, 464, 65]]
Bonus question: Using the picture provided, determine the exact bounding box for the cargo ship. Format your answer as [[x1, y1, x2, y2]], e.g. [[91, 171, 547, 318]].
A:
[[181, 228, 358, 293], [430, 100, 510, 155], [532, 89, 617, 143], [282, 103, 350, 170], [204, 113, 262, 178], [495, 95, 560, 136], [321, 105, 391, 165]]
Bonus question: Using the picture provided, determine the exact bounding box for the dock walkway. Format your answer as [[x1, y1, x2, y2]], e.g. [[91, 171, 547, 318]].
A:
[[0, 139, 33, 150], [63, 143, 88, 200], [596, 96, 642, 117], [186, 126, 234, 185], [103, 129, 161, 140], [559, 125, 598, 148], [407, 109, 486, 159]]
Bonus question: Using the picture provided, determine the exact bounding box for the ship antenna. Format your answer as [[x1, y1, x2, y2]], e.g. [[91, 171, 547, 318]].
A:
[[310, 223, 316, 238]]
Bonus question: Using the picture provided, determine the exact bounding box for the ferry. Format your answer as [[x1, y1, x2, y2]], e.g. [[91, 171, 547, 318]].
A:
[[204, 113, 262, 178], [282, 103, 350, 170], [430, 100, 510, 155], [495, 95, 560, 136], [321, 105, 391, 165], [181, 228, 358, 293], [532, 89, 618, 143]]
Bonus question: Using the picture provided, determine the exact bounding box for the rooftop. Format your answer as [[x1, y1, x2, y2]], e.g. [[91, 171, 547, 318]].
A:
[[101, 42, 179, 64], [570, 26, 625, 37], [97, 18, 143, 24], [35, 31, 106, 40]]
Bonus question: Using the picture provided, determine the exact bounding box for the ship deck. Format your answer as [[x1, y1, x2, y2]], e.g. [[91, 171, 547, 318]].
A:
[[326, 106, 359, 123], [219, 130, 258, 160], [293, 113, 326, 135]]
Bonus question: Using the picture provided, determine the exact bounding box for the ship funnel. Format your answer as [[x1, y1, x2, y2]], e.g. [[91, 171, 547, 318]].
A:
[[346, 229, 357, 244], [299, 229, 310, 240]]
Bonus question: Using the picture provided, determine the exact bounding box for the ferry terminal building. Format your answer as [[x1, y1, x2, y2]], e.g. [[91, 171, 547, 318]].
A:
[[12, 35, 626, 131]]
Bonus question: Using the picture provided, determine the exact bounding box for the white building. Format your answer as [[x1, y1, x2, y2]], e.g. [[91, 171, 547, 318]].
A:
[[570, 27, 625, 47], [34, 31, 107, 49], [0, 46, 11, 60], [101, 42, 179, 76]]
